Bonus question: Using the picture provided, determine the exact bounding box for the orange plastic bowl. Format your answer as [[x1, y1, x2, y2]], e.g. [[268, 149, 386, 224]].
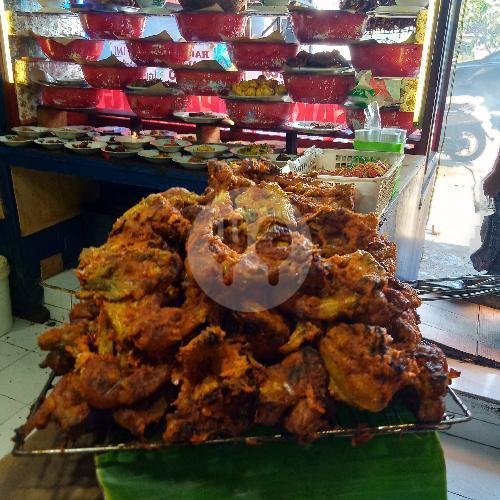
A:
[[126, 40, 193, 66], [79, 12, 146, 40], [225, 99, 294, 128], [126, 93, 190, 119], [36, 37, 104, 62], [175, 12, 247, 42], [350, 43, 423, 77], [284, 73, 355, 104], [290, 10, 367, 44], [227, 42, 299, 71], [82, 65, 147, 89]]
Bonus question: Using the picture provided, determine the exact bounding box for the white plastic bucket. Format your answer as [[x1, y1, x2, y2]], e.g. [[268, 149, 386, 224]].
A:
[[0, 256, 13, 335]]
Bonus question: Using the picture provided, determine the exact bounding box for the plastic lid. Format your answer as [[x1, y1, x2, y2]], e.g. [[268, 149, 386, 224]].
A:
[[0, 255, 10, 280]]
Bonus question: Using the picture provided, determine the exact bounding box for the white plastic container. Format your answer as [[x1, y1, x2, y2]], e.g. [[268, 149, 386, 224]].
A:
[[288, 148, 404, 214], [0, 255, 13, 335]]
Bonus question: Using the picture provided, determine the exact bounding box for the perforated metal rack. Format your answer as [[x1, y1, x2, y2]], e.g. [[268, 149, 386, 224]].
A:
[[12, 372, 471, 456]]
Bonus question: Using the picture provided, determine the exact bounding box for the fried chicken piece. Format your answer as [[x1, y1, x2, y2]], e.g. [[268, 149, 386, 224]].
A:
[[77, 354, 170, 409], [305, 207, 396, 273], [69, 299, 99, 322], [113, 396, 168, 437], [40, 350, 75, 375], [284, 251, 387, 321], [279, 321, 322, 355], [78, 242, 183, 302], [207, 160, 255, 193], [410, 343, 454, 422], [102, 281, 209, 358], [255, 347, 328, 440], [17, 373, 89, 440], [109, 193, 191, 246], [165, 327, 260, 444], [319, 323, 418, 412], [236, 309, 290, 361]]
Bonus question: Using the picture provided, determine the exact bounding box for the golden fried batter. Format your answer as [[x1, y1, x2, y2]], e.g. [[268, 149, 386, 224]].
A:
[[319, 323, 418, 412], [25, 158, 455, 446]]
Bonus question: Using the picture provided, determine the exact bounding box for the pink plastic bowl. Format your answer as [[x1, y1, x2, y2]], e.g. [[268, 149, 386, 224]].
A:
[[126, 93, 190, 119], [284, 73, 355, 104], [82, 66, 148, 89], [36, 37, 104, 62], [79, 12, 146, 40], [225, 99, 294, 128], [175, 12, 247, 42], [227, 42, 299, 71]]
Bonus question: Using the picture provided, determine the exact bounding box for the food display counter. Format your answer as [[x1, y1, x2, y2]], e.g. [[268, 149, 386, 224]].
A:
[[0, 1, 468, 499]]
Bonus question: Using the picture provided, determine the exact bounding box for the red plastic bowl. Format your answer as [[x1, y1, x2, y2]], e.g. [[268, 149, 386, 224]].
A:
[[126, 93, 190, 119], [284, 73, 355, 104], [36, 37, 104, 62], [82, 66, 147, 89], [126, 40, 193, 66], [79, 13, 146, 40], [290, 10, 367, 44], [40, 85, 102, 109], [225, 99, 294, 128], [227, 42, 299, 71], [175, 12, 247, 42], [350, 43, 423, 77], [174, 69, 243, 96], [346, 108, 416, 133]]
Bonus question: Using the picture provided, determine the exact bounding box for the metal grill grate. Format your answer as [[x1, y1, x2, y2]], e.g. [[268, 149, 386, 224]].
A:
[[12, 373, 471, 456]]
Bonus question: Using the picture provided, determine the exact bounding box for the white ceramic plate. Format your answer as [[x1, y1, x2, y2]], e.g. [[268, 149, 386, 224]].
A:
[[52, 128, 92, 140], [152, 139, 192, 153], [0, 135, 33, 147], [100, 146, 140, 158], [34, 137, 67, 149], [285, 121, 348, 135], [12, 126, 48, 139], [138, 149, 181, 163], [231, 146, 278, 160], [171, 155, 208, 170], [64, 141, 106, 155], [114, 136, 152, 150], [173, 111, 226, 124], [139, 130, 176, 139], [94, 126, 131, 136], [184, 144, 228, 159]]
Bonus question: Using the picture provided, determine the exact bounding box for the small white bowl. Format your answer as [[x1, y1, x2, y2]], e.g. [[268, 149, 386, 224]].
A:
[[171, 155, 208, 170], [53, 128, 91, 140], [34, 137, 67, 150], [152, 138, 192, 153], [138, 149, 181, 163], [114, 136, 152, 150], [184, 144, 228, 159], [12, 126, 48, 139], [140, 130, 176, 139], [101, 145, 140, 158], [64, 141, 106, 155], [0, 135, 33, 147], [231, 146, 278, 160]]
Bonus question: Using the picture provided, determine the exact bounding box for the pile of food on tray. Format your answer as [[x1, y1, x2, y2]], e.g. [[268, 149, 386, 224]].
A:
[[232, 76, 287, 97], [322, 159, 391, 178], [17, 158, 458, 447]]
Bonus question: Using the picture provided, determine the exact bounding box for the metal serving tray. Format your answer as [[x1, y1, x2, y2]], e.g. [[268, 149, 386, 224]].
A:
[[12, 372, 471, 456]]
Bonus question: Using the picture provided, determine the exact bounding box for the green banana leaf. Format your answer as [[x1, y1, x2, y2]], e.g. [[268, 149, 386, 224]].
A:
[[95, 432, 446, 500]]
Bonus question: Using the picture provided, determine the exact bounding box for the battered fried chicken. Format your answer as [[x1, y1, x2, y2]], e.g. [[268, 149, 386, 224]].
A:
[[319, 323, 418, 412], [165, 327, 260, 444], [77, 354, 170, 409], [305, 207, 396, 273], [409, 343, 455, 422], [22, 158, 454, 448], [17, 373, 89, 440], [256, 347, 328, 440], [113, 396, 169, 437]]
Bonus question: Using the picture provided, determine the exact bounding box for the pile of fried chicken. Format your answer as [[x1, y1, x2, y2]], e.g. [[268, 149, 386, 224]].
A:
[[18, 159, 457, 445]]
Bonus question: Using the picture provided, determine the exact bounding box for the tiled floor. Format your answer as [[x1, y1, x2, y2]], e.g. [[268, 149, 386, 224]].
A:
[[0, 318, 499, 499]]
